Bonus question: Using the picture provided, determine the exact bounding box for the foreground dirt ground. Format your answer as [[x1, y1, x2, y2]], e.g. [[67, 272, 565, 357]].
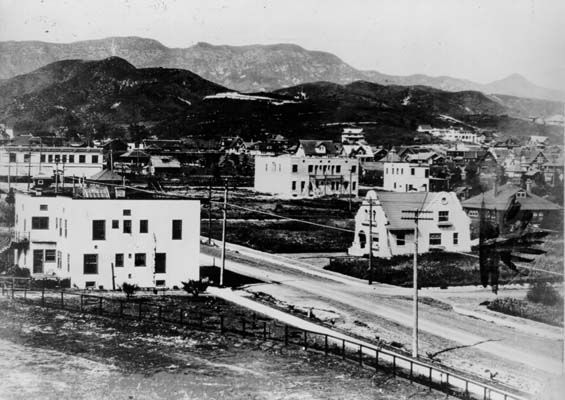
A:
[[0, 299, 446, 400]]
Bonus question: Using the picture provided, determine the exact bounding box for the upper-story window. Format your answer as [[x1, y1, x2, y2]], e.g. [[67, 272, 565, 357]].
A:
[[79, 155, 86, 163], [31, 216, 49, 230], [39, 204, 48, 211], [172, 219, 182, 240], [336, 165, 341, 173], [9, 153, 16, 163], [92, 220, 106, 240], [40, 154, 46, 163], [62, 155, 67, 163], [69, 155, 75, 163], [292, 164, 298, 173], [425, 169, 429, 178], [438, 211, 449, 222], [48, 154, 53, 163], [308, 165, 313, 173], [351, 166, 357, 173], [123, 209, 131, 216], [92, 155, 99, 164], [411, 168, 415, 175], [139, 220, 148, 233]]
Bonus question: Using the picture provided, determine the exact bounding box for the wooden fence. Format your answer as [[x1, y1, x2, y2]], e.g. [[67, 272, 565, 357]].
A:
[[1, 285, 531, 400]]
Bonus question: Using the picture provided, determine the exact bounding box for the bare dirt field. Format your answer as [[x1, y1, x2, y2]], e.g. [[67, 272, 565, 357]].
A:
[[0, 297, 445, 400]]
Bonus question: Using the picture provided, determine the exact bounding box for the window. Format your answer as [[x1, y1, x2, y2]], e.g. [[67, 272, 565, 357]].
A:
[[291, 181, 297, 190], [40, 204, 48, 211], [62, 155, 67, 163], [85, 281, 96, 288], [31, 216, 49, 230], [64, 220, 67, 238], [9, 153, 16, 163], [429, 233, 442, 246], [155, 253, 166, 274], [453, 233, 459, 245], [351, 166, 357, 173], [45, 250, 56, 262], [300, 181, 305, 191], [134, 253, 146, 267], [468, 210, 479, 217], [425, 169, 429, 178], [67, 254, 70, 272], [69, 155, 75, 163], [172, 220, 182, 240], [83, 254, 98, 274], [112, 220, 119, 229], [115, 253, 124, 267], [308, 165, 313, 173], [92, 220, 106, 240], [411, 168, 415, 175], [79, 155, 86, 163], [123, 209, 131, 216], [155, 280, 166, 286], [292, 164, 298, 173], [336, 165, 341, 173], [40, 154, 46, 163], [54, 155, 60, 163], [92, 155, 99, 164], [438, 211, 449, 222], [139, 220, 148, 233], [396, 233, 406, 246], [24, 154, 31, 162], [57, 251, 62, 269], [123, 220, 132, 234], [352, 182, 356, 190], [48, 154, 53, 163]]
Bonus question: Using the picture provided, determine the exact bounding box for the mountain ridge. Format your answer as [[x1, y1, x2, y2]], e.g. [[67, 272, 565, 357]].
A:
[[1, 36, 563, 102]]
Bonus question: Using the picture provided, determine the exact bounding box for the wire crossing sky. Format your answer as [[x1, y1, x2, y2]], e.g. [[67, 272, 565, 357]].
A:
[[0, 0, 563, 89]]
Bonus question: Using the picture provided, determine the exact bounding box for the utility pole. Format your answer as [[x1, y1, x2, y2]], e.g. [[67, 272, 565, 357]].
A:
[[348, 168, 353, 212], [401, 209, 433, 358], [220, 180, 228, 287], [208, 179, 213, 244], [26, 143, 32, 191], [111, 262, 116, 291], [368, 198, 373, 285]]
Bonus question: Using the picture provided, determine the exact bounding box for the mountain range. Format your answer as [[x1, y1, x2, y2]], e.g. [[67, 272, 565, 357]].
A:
[[1, 57, 561, 145], [1, 37, 564, 102]]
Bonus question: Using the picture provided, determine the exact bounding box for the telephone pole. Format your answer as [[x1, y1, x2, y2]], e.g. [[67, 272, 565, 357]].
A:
[[368, 199, 373, 284], [401, 209, 433, 358], [220, 180, 228, 287], [208, 179, 213, 244]]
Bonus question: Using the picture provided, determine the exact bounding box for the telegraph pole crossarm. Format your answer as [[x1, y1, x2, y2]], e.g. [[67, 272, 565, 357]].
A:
[[401, 209, 433, 359]]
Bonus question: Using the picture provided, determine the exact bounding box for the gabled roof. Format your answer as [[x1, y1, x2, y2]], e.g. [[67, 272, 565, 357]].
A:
[[298, 140, 342, 156], [461, 184, 561, 211], [405, 152, 442, 162], [90, 169, 125, 182], [119, 149, 150, 159], [149, 155, 181, 168], [372, 191, 458, 230]]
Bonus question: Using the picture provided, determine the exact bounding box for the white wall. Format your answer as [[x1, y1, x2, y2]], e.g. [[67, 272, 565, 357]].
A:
[[383, 162, 429, 192], [14, 193, 200, 289]]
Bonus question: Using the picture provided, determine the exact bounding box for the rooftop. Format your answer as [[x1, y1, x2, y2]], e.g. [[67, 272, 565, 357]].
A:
[[461, 184, 562, 211]]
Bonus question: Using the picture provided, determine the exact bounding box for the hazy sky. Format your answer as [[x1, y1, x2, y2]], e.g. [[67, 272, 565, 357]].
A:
[[1, 0, 563, 88]]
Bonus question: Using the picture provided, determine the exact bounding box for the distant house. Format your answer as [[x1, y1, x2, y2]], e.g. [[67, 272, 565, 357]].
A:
[[383, 162, 430, 192], [295, 140, 343, 157], [148, 155, 181, 176], [461, 184, 562, 230], [348, 190, 471, 258]]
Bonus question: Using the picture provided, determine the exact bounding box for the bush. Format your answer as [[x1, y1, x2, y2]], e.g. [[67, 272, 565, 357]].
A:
[[122, 282, 139, 298], [487, 297, 563, 327], [182, 279, 209, 297], [526, 281, 563, 306]]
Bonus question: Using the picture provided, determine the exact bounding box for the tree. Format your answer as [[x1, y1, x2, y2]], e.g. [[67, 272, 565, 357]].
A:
[[122, 282, 139, 298], [181, 279, 209, 297]]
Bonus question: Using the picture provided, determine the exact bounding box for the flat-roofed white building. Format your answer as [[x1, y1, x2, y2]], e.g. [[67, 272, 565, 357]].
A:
[[12, 189, 200, 289], [348, 190, 471, 258], [0, 146, 104, 178], [383, 162, 430, 192]]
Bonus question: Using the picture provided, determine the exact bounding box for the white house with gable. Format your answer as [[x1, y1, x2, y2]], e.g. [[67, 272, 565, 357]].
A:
[[348, 190, 471, 258], [12, 188, 200, 289]]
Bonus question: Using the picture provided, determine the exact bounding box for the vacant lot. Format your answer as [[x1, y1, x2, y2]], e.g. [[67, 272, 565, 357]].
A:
[[0, 297, 443, 400]]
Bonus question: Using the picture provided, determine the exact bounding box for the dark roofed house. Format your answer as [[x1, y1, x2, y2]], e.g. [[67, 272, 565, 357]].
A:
[[89, 169, 125, 184], [296, 140, 343, 157], [461, 183, 562, 230]]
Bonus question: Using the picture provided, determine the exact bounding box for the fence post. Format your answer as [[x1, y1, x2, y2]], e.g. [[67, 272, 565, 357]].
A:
[[179, 309, 184, 324], [409, 361, 413, 382], [11, 285, 14, 299], [375, 350, 379, 369], [429, 368, 433, 387], [263, 321, 267, 340], [24, 288, 27, 300], [80, 295, 84, 312], [284, 325, 289, 346], [219, 315, 224, 333], [324, 335, 328, 356], [41, 286, 45, 305], [359, 345, 363, 366], [138, 302, 143, 320], [60, 291, 64, 309], [464, 381, 469, 398], [98, 297, 103, 314], [303, 331, 307, 350], [393, 356, 396, 375], [119, 300, 124, 317], [342, 339, 345, 360]]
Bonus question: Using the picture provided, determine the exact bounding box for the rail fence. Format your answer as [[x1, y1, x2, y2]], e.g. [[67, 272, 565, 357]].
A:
[[0, 284, 531, 400]]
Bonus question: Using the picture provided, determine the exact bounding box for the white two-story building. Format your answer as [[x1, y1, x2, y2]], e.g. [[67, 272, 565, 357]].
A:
[[383, 162, 430, 192], [254, 140, 359, 198], [348, 190, 471, 258], [0, 146, 104, 179], [12, 188, 200, 289]]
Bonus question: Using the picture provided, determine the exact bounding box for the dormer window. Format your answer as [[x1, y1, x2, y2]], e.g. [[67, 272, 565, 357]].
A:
[[516, 190, 527, 198]]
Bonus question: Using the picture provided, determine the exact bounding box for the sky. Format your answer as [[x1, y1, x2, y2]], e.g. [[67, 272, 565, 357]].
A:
[[0, 0, 563, 89]]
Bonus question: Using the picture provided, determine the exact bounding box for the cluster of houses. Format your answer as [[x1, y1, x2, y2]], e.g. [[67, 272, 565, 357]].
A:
[[1, 124, 563, 289]]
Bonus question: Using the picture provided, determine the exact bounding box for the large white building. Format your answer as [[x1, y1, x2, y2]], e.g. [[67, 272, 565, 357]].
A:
[[254, 140, 359, 198], [383, 162, 430, 192], [12, 189, 200, 289], [348, 190, 471, 259], [0, 146, 104, 178]]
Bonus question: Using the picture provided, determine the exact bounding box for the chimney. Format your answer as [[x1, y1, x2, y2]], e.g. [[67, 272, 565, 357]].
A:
[[526, 178, 532, 193]]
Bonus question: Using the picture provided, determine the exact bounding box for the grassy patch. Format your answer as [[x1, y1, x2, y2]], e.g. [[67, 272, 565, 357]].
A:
[[486, 297, 563, 327]]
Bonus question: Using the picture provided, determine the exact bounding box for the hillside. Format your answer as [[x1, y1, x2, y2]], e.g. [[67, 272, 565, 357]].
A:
[[1, 37, 564, 102], [0, 58, 561, 145]]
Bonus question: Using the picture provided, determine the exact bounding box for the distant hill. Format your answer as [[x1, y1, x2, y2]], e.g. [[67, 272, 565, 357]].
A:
[[0, 57, 561, 145], [1, 37, 564, 102]]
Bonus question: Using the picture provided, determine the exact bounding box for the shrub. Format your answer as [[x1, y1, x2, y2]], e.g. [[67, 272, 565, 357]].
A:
[[122, 282, 139, 298], [526, 281, 563, 306], [182, 279, 209, 297], [487, 297, 563, 327]]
